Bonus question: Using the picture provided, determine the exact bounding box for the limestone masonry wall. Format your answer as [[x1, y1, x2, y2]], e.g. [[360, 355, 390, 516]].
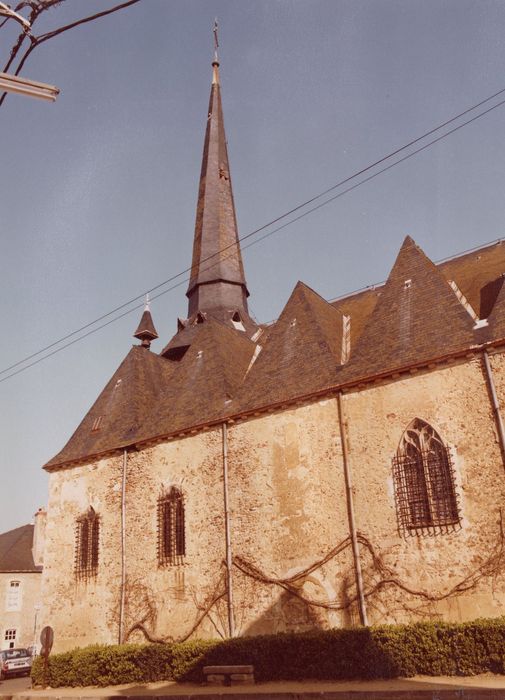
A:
[[42, 350, 505, 650], [343, 354, 505, 624], [41, 455, 123, 651]]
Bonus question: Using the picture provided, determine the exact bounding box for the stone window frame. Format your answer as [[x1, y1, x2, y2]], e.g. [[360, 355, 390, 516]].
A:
[[157, 487, 186, 566], [5, 580, 21, 612], [392, 418, 460, 536], [74, 506, 100, 580]]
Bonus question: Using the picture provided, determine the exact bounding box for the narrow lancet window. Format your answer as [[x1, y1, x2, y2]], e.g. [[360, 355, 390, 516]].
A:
[[158, 487, 186, 565], [75, 507, 99, 579], [392, 419, 460, 536]]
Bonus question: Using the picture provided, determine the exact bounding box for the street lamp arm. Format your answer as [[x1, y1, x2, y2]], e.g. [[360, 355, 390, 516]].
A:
[[0, 71, 59, 101]]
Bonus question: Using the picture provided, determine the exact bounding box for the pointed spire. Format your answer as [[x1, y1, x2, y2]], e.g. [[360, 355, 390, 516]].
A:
[[134, 295, 159, 349], [186, 36, 251, 326]]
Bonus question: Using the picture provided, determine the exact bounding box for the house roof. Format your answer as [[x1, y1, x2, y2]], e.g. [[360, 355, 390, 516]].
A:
[[0, 524, 41, 573]]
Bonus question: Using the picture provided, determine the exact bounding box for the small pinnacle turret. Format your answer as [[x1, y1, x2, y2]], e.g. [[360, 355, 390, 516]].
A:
[[134, 295, 159, 349]]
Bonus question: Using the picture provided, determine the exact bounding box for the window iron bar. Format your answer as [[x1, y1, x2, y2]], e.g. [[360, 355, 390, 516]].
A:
[[158, 489, 185, 566], [75, 510, 99, 580], [393, 444, 461, 537]]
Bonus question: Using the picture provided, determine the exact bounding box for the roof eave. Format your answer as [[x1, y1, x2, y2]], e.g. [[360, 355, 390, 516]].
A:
[[44, 337, 505, 472]]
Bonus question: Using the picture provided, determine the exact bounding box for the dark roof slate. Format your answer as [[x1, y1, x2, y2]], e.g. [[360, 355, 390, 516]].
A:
[[339, 236, 476, 381], [487, 275, 505, 340], [439, 240, 505, 319], [187, 67, 248, 296], [236, 282, 343, 411], [150, 317, 257, 435], [47, 321, 256, 469], [45, 346, 175, 468], [331, 287, 381, 350], [134, 308, 159, 342], [0, 524, 40, 573], [46, 237, 505, 470]]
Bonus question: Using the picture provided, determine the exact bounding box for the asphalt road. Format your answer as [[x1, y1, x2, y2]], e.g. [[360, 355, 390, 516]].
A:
[[0, 674, 31, 693]]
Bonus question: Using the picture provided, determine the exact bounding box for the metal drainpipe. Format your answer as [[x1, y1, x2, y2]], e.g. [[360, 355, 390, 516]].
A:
[[336, 392, 369, 626], [119, 448, 128, 644], [482, 349, 505, 466], [222, 422, 235, 637]]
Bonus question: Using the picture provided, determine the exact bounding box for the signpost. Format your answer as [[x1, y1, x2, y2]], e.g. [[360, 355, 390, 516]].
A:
[[40, 626, 54, 687]]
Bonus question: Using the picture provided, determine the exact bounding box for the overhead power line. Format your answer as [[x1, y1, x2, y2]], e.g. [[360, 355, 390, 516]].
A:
[[2, 85, 505, 384]]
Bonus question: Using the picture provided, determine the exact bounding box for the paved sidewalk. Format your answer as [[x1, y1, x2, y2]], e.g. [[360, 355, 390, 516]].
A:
[[2, 675, 505, 700]]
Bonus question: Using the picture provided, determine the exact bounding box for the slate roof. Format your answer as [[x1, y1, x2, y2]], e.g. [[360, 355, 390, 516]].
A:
[[439, 240, 505, 318], [46, 319, 257, 468], [42, 54, 505, 470], [0, 524, 41, 573], [338, 236, 477, 383], [46, 346, 176, 467], [134, 307, 159, 344], [187, 62, 248, 297], [45, 237, 505, 471], [236, 282, 343, 410]]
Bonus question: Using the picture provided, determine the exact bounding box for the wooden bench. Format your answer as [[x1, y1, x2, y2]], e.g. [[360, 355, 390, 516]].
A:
[[203, 664, 254, 686]]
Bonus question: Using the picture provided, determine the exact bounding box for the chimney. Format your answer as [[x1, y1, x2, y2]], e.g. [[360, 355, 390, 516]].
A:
[[32, 507, 47, 567]]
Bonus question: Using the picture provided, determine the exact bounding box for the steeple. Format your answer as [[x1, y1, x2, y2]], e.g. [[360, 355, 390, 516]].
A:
[[186, 42, 252, 329]]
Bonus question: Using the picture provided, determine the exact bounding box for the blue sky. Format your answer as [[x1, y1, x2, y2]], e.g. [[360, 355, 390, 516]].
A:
[[2, 0, 505, 533]]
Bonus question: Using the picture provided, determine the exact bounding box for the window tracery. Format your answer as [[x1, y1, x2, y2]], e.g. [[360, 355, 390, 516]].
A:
[[392, 419, 460, 536]]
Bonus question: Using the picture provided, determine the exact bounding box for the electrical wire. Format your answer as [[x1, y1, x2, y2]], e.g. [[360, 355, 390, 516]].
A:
[[2, 85, 505, 384]]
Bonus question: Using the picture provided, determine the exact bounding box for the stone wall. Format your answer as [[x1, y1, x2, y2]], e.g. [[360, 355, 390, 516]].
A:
[[41, 455, 123, 651], [226, 399, 354, 634], [343, 353, 505, 624], [41, 351, 505, 651]]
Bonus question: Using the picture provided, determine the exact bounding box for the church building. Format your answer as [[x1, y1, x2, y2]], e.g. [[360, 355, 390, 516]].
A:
[[40, 56, 505, 652]]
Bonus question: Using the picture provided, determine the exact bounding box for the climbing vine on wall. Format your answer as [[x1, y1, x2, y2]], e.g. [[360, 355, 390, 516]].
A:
[[125, 510, 505, 643]]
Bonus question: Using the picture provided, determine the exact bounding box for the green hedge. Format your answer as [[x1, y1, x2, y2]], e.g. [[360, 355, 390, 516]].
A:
[[31, 617, 505, 687]]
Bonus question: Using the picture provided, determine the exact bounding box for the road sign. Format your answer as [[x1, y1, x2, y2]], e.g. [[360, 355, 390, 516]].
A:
[[40, 626, 54, 655]]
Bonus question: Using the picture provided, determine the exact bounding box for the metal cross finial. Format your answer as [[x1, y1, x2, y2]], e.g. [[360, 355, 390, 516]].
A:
[[213, 18, 219, 62], [144, 293, 151, 311]]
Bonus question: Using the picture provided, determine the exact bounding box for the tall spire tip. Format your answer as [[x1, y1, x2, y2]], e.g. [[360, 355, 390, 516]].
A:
[[213, 18, 219, 63]]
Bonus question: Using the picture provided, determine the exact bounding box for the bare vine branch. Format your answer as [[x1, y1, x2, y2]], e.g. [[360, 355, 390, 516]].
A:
[[233, 510, 505, 614], [119, 512, 505, 644], [0, 0, 142, 108]]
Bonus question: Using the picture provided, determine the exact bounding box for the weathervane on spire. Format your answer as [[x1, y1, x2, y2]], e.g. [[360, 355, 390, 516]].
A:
[[213, 18, 219, 63]]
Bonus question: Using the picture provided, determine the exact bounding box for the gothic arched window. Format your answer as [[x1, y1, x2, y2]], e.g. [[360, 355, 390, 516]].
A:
[[158, 487, 185, 565], [75, 507, 99, 579], [392, 419, 460, 536]]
